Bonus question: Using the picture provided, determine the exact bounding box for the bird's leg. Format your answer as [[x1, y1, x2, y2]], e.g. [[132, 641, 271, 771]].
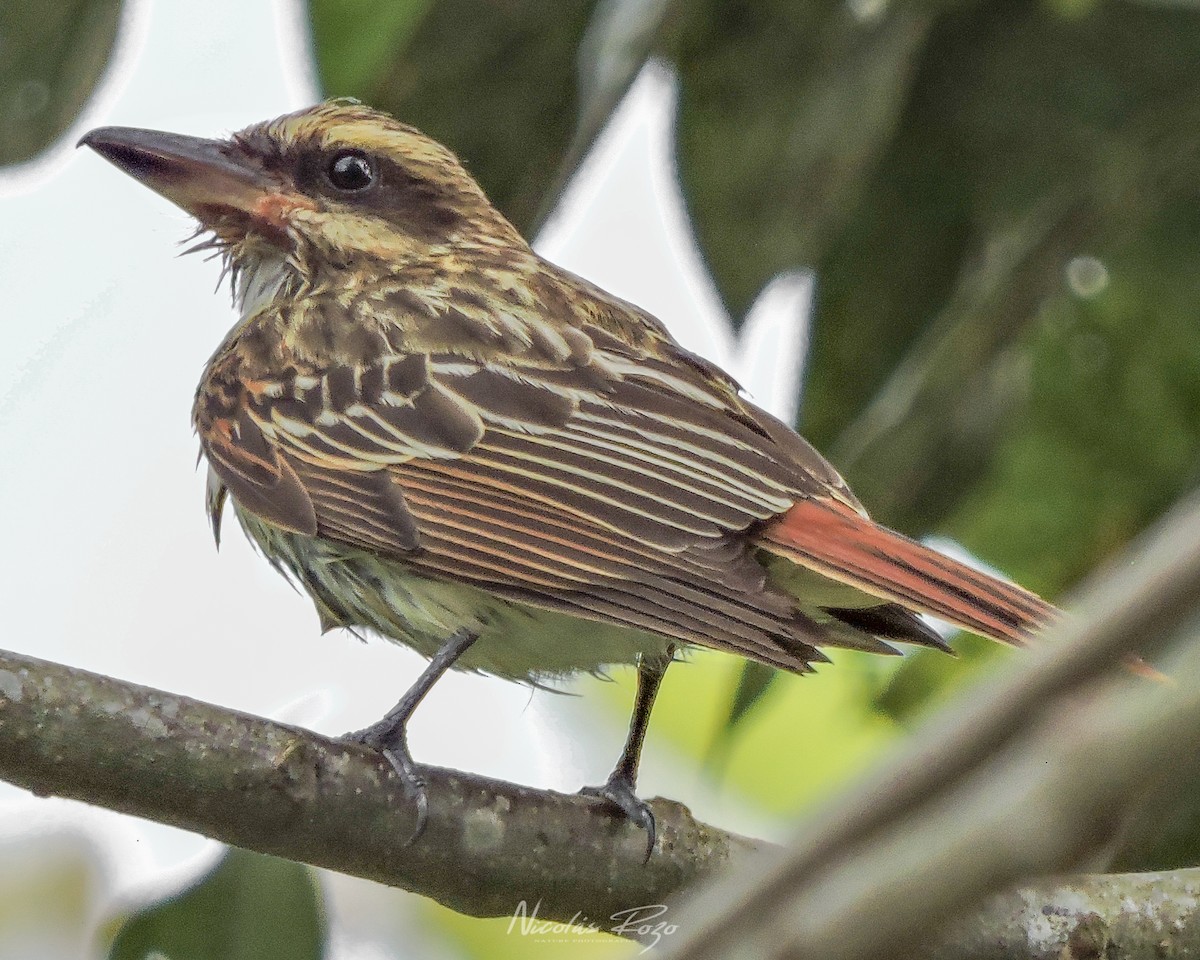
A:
[[348, 627, 478, 842], [581, 645, 676, 861]]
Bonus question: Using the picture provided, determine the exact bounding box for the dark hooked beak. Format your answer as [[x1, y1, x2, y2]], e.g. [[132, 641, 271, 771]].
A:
[[79, 126, 310, 231]]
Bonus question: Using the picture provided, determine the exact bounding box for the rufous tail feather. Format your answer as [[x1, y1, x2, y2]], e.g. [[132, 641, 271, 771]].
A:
[[758, 498, 1057, 645]]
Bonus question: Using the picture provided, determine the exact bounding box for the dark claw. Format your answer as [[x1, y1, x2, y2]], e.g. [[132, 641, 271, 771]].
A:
[[350, 726, 429, 844], [342, 629, 479, 846], [581, 775, 657, 862]]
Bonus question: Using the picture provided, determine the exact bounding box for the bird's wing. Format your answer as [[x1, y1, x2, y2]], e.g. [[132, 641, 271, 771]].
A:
[[195, 326, 886, 668], [196, 324, 1050, 664]]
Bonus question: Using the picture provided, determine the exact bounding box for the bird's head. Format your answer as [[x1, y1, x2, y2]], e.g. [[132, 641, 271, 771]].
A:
[[80, 102, 524, 283]]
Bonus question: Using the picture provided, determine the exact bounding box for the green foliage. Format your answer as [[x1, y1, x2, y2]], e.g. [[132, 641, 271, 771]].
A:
[[0, 0, 121, 165], [1113, 765, 1200, 872], [678, 0, 1200, 742], [705, 660, 776, 767], [877, 200, 1200, 722], [307, 0, 611, 232], [308, 0, 431, 96], [605, 649, 900, 815], [107, 849, 325, 960], [808, 0, 1200, 525], [952, 203, 1200, 587], [428, 904, 633, 960], [0, 835, 101, 957], [670, 0, 934, 321]]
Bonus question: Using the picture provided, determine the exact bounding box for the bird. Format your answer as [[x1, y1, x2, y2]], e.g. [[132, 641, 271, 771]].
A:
[[80, 102, 1055, 855]]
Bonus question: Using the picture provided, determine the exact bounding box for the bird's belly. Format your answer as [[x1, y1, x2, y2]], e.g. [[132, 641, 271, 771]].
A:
[[236, 507, 675, 683]]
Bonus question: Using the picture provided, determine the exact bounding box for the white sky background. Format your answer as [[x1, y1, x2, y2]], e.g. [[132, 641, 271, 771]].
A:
[[0, 1, 812, 955]]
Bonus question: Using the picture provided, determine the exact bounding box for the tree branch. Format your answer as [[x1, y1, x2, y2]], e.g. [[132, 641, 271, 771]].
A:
[[661, 493, 1200, 960], [4, 644, 1200, 956], [4, 513, 1200, 957], [0, 647, 759, 927], [7, 496, 1200, 954], [928, 868, 1200, 960]]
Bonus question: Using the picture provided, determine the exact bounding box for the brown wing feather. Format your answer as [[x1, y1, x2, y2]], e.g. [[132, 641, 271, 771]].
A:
[[289, 460, 420, 553], [389, 457, 828, 664], [196, 329, 976, 670], [198, 410, 317, 536]]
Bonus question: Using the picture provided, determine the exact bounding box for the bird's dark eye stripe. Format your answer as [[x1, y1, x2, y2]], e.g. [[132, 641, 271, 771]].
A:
[[326, 149, 375, 191], [289, 147, 464, 239]]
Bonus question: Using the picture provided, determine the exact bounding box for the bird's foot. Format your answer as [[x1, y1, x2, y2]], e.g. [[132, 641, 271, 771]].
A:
[[581, 773, 657, 862], [342, 629, 480, 846], [348, 722, 428, 843]]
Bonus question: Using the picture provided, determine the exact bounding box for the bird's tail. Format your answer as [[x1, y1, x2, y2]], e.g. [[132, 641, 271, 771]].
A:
[[757, 498, 1057, 645]]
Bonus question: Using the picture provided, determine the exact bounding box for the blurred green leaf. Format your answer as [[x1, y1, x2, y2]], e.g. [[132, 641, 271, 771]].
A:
[[0, 0, 122, 165], [670, 0, 936, 320], [695, 0, 1200, 735], [429, 904, 631, 960], [308, 0, 431, 96], [307, 0, 670, 233], [0, 834, 102, 958], [107, 848, 325, 960], [599, 649, 899, 817], [706, 660, 776, 765], [1111, 764, 1200, 872], [877, 198, 1200, 723], [873, 634, 1000, 723], [946, 204, 1200, 587], [811, 2, 1200, 533]]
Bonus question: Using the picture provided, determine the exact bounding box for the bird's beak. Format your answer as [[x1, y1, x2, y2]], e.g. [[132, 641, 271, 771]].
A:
[[79, 126, 311, 234]]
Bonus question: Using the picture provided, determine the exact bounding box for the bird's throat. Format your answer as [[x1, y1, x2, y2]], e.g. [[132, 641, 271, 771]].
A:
[[235, 248, 298, 321]]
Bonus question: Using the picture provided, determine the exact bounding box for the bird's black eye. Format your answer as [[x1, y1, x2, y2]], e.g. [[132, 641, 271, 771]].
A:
[[325, 150, 375, 192]]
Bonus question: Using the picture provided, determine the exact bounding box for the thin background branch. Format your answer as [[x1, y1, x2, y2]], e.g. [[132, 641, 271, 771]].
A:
[[662, 493, 1200, 960]]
